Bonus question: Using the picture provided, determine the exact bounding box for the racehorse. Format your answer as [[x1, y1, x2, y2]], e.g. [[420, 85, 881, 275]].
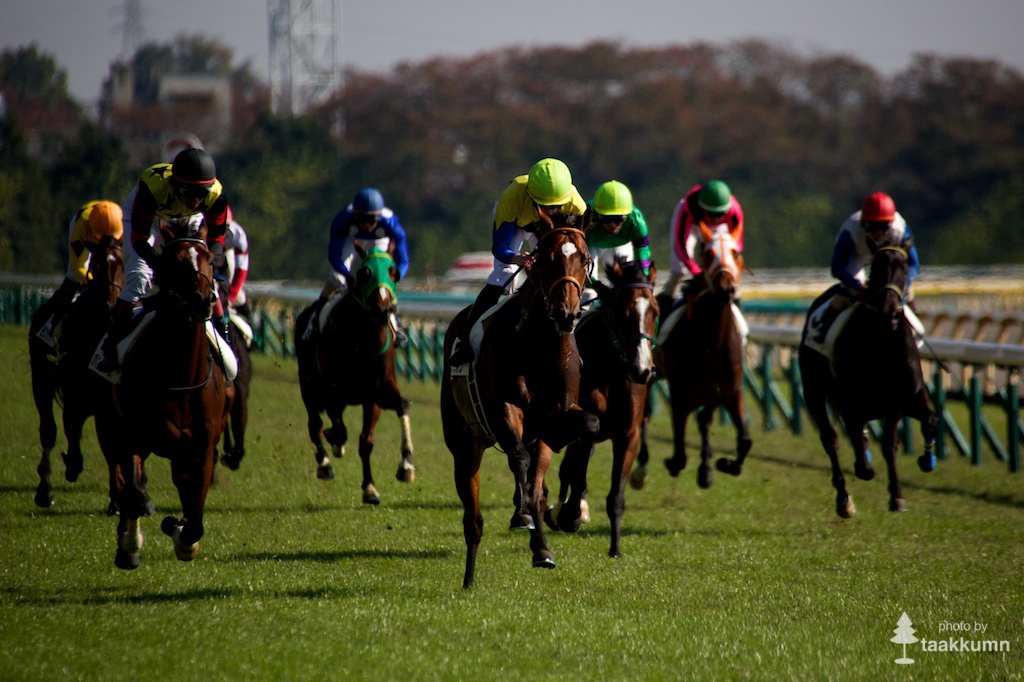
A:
[[441, 213, 598, 588], [799, 239, 937, 518], [294, 243, 415, 504], [28, 236, 123, 511], [655, 224, 752, 488], [548, 259, 659, 558], [95, 237, 232, 569]]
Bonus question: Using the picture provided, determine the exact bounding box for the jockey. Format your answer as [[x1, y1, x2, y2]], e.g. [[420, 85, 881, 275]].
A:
[[449, 157, 589, 366], [584, 180, 653, 288], [97, 147, 230, 372], [220, 205, 251, 321], [304, 187, 410, 344], [34, 200, 124, 346], [812, 191, 920, 342], [661, 180, 744, 301]]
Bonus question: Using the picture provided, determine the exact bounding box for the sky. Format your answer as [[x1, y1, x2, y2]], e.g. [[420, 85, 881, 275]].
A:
[[3, 0, 1024, 105]]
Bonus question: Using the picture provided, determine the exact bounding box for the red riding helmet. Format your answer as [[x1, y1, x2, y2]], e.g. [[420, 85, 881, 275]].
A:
[[861, 192, 896, 222]]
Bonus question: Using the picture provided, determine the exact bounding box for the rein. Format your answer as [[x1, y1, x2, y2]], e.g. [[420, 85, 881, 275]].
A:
[[167, 353, 214, 392]]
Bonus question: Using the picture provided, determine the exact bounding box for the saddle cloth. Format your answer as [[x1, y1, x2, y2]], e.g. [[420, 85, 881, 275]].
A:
[[655, 299, 748, 347]]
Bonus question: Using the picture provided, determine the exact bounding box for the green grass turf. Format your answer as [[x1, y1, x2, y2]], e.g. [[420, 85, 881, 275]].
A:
[[0, 324, 1021, 681]]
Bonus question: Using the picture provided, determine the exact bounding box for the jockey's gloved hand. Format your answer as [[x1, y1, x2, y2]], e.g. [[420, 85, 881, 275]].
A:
[[216, 313, 231, 338]]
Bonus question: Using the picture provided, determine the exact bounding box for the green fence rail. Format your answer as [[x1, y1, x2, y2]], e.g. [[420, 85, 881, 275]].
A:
[[4, 286, 1020, 472]]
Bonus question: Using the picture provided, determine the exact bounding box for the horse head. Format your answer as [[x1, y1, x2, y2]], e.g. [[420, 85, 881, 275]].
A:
[[699, 223, 742, 297], [865, 238, 912, 331], [352, 241, 399, 325], [84, 235, 124, 310], [157, 238, 216, 322], [528, 211, 592, 333], [596, 258, 659, 384]]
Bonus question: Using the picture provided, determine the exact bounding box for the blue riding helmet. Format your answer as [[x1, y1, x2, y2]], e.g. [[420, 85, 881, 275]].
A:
[[352, 188, 385, 214]]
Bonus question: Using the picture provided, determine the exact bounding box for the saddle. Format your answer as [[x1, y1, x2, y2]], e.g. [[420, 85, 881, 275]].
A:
[[654, 295, 748, 347]]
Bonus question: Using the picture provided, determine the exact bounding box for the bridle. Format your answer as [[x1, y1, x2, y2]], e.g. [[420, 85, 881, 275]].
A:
[[530, 227, 591, 316]]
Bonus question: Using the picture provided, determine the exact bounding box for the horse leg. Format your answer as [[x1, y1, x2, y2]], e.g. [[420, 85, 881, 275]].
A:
[[506, 446, 535, 531], [222, 375, 248, 471], [31, 360, 58, 508], [664, 394, 690, 477], [909, 388, 938, 473], [607, 425, 641, 558], [113, 453, 150, 569], [696, 406, 716, 489], [629, 399, 652, 490], [716, 390, 752, 477], [60, 397, 87, 484], [298, 358, 335, 479], [394, 398, 416, 483], [452, 437, 484, 589], [552, 440, 593, 533], [806, 394, 855, 518], [843, 417, 875, 481], [358, 402, 381, 505], [163, 437, 216, 561], [881, 417, 906, 512], [527, 440, 556, 570]]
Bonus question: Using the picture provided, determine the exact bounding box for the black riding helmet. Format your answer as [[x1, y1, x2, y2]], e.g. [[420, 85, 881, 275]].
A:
[[171, 148, 217, 186]]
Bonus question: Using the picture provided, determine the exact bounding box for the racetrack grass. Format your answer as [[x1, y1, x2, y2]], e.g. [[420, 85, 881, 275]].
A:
[[0, 323, 1021, 681]]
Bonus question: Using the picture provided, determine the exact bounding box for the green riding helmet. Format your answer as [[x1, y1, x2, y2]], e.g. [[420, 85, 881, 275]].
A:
[[593, 180, 634, 216], [697, 180, 732, 213], [527, 158, 573, 206]]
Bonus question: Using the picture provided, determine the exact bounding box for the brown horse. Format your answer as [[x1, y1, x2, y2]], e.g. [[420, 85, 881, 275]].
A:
[[656, 225, 752, 488], [799, 240, 937, 518], [549, 259, 659, 558], [441, 217, 598, 588], [95, 237, 232, 569], [295, 243, 415, 504], [29, 236, 123, 510]]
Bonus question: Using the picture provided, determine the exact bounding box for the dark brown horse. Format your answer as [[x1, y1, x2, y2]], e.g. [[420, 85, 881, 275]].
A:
[[441, 216, 598, 588], [655, 225, 752, 488], [295, 243, 415, 504], [799, 239, 937, 518], [29, 236, 123, 510], [95, 237, 232, 569], [549, 259, 659, 558]]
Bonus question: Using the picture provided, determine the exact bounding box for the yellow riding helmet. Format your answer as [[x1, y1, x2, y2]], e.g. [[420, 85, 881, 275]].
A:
[[593, 180, 633, 216], [527, 158, 573, 206], [87, 200, 124, 240]]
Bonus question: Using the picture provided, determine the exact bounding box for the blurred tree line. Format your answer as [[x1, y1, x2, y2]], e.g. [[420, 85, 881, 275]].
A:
[[2, 38, 1023, 283]]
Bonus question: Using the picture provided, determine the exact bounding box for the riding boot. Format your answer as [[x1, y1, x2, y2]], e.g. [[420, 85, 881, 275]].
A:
[[450, 284, 502, 366]]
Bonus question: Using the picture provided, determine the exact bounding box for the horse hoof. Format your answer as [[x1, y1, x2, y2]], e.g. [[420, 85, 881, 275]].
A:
[[362, 484, 381, 505], [395, 462, 416, 483], [697, 465, 714, 489], [34, 486, 54, 508], [543, 505, 560, 531], [715, 458, 741, 476], [532, 550, 556, 570], [174, 540, 200, 562], [331, 443, 345, 459], [579, 499, 590, 524], [889, 498, 907, 512], [106, 500, 120, 516], [142, 498, 156, 517], [317, 464, 335, 480], [918, 453, 936, 473], [836, 496, 856, 519], [628, 464, 648, 490], [854, 463, 875, 481], [114, 549, 141, 570], [222, 450, 243, 471], [62, 451, 83, 482], [664, 457, 685, 477], [509, 512, 535, 530]]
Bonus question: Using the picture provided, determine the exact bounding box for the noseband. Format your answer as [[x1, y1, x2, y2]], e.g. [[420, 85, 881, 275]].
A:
[[533, 227, 591, 306]]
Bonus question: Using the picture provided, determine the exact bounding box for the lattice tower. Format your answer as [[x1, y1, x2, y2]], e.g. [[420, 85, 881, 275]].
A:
[[268, 0, 343, 115]]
